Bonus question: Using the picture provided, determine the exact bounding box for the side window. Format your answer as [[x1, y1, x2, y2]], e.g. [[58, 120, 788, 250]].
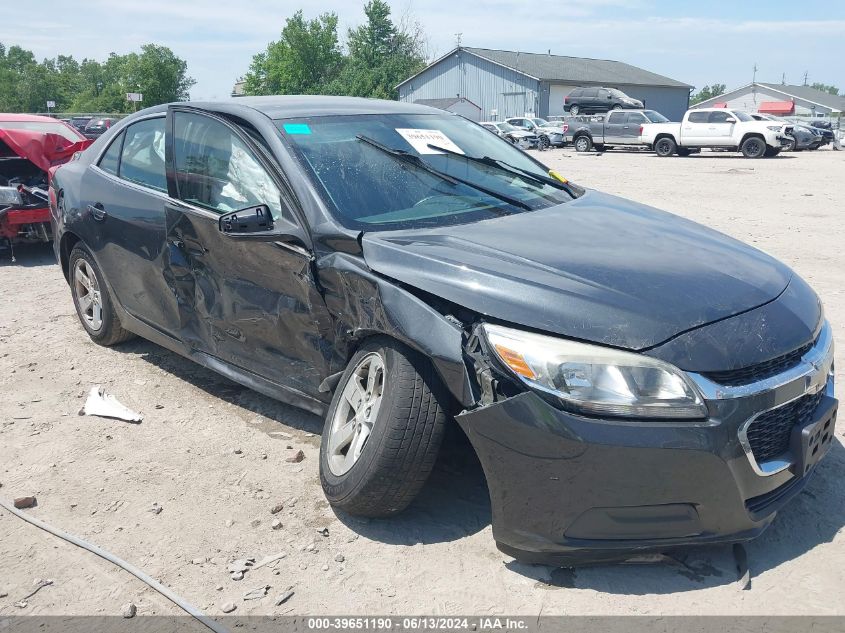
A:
[[687, 111, 709, 123], [173, 111, 288, 222], [98, 131, 124, 176], [607, 112, 626, 124], [119, 118, 167, 192], [598, 89, 610, 98], [583, 88, 598, 98], [627, 113, 647, 124], [708, 111, 731, 123]]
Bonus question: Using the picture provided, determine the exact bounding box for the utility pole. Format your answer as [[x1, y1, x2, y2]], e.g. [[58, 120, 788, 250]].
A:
[[454, 32, 462, 47], [752, 63, 757, 84], [782, 72, 786, 85], [803, 71, 809, 86]]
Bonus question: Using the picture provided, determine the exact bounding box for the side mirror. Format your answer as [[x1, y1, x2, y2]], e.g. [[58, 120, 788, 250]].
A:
[[219, 205, 273, 234], [725, 118, 737, 124]]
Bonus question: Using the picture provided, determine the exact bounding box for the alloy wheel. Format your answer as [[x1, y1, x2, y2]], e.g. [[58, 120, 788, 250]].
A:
[[328, 352, 386, 476], [73, 258, 103, 331]]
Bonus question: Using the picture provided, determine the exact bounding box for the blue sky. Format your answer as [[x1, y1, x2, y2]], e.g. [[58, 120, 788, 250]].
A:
[[2, 0, 843, 100]]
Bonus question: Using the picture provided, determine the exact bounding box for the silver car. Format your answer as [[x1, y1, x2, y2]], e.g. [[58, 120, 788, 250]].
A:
[[506, 117, 567, 148]]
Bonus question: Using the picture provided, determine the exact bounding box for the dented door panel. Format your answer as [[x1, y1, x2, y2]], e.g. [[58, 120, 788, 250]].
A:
[[163, 203, 335, 403]]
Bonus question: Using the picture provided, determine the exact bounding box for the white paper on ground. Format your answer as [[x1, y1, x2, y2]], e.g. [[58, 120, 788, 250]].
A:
[[81, 385, 143, 422], [395, 128, 464, 155]]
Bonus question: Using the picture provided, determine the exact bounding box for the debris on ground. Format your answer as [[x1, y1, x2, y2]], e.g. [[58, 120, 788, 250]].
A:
[[253, 553, 286, 570], [285, 450, 305, 463], [275, 589, 294, 606], [148, 503, 163, 515], [316, 527, 329, 537], [15, 578, 53, 607], [243, 585, 270, 600], [80, 386, 142, 423], [335, 554, 345, 563], [270, 503, 284, 514], [221, 602, 236, 613], [122, 602, 137, 618], [271, 519, 283, 530], [733, 543, 751, 590], [228, 558, 254, 581], [13, 496, 36, 509]]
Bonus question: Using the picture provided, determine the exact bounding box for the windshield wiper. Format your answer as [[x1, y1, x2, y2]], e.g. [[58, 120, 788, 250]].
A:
[[427, 143, 574, 195], [356, 135, 530, 211]]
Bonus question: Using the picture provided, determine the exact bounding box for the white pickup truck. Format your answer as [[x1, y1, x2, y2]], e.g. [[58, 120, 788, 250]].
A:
[[640, 108, 792, 158]]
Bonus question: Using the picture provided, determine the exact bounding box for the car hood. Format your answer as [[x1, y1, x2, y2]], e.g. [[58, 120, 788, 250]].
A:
[[361, 189, 794, 351], [0, 129, 92, 173]]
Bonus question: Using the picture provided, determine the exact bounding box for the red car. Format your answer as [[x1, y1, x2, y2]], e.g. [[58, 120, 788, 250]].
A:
[[0, 113, 91, 260]]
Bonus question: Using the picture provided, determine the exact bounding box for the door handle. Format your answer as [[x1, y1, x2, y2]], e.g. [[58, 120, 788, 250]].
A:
[[88, 203, 107, 221]]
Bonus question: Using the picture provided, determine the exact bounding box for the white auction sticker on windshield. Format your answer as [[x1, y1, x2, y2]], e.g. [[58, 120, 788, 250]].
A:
[[395, 128, 464, 155]]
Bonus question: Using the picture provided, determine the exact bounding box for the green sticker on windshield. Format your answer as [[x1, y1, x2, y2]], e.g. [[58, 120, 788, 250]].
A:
[[283, 123, 311, 135]]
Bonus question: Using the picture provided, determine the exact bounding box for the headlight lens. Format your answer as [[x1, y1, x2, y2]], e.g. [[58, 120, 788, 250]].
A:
[[766, 125, 783, 131], [482, 324, 707, 419]]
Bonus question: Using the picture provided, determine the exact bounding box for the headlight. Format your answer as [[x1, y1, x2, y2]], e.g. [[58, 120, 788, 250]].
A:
[[766, 125, 783, 131], [482, 323, 707, 419]]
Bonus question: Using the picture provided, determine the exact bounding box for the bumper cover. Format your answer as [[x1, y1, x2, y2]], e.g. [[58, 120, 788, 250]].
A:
[[456, 325, 836, 566]]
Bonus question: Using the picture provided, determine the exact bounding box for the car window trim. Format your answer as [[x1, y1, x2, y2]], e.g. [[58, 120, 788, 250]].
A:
[[97, 129, 126, 176], [166, 105, 309, 241], [91, 112, 165, 166]]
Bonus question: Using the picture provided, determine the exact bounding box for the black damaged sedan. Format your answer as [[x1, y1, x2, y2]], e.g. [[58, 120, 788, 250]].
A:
[[51, 97, 837, 565]]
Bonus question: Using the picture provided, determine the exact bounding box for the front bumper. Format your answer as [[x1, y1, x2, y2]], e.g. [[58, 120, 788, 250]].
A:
[[456, 324, 837, 566]]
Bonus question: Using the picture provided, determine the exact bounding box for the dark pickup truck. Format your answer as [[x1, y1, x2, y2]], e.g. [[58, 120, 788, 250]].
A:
[[565, 109, 672, 152]]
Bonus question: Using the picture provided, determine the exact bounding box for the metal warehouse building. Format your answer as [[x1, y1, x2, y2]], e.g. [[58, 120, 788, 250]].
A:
[[691, 82, 845, 117], [398, 46, 693, 121]]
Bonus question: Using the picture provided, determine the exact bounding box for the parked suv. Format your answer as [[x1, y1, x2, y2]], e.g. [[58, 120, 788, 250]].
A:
[[564, 87, 643, 115]]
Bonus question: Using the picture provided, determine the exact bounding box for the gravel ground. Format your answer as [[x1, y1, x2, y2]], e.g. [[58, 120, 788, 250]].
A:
[[1, 146, 843, 619]]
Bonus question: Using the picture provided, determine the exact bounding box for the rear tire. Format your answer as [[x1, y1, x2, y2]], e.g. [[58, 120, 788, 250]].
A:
[[68, 244, 135, 346], [319, 338, 448, 517], [654, 137, 677, 157], [569, 104, 580, 116], [740, 136, 766, 158], [574, 135, 592, 152]]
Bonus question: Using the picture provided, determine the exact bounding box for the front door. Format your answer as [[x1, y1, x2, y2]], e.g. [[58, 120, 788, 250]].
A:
[[163, 107, 331, 401], [706, 110, 736, 145], [620, 111, 648, 144], [80, 115, 180, 336]]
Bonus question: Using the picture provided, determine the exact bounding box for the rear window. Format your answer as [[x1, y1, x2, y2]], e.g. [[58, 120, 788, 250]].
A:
[[687, 111, 709, 123]]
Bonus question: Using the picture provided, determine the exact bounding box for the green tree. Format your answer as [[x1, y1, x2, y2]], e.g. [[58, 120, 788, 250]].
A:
[[335, 0, 427, 99], [810, 82, 839, 96], [244, 11, 343, 95], [690, 83, 727, 105], [0, 41, 194, 113]]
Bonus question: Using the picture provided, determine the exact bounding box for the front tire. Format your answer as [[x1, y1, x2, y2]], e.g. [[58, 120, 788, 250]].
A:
[[654, 137, 677, 157], [740, 136, 766, 158], [319, 338, 448, 517], [68, 245, 134, 346], [538, 135, 550, 150]]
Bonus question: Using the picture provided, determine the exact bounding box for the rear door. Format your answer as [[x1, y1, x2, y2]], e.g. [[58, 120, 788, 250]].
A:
[[163, 107, 329, 400], [80, 115, 180, 336], [604, 111, 627, 143], [681, 110, 710, 146]]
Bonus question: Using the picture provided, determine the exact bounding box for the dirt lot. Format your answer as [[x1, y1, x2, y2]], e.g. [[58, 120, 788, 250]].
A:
[[1, 147, 843, 618]]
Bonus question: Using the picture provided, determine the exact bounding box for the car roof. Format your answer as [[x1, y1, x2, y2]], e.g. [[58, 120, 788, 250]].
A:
[[139, 96, 443, 121], [0, 113, 68, 124]]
